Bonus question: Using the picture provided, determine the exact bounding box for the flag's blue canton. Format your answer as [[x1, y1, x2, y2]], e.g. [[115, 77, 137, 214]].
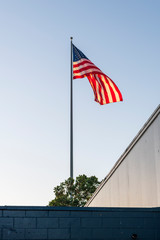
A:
[[73, 44, 88, 62]]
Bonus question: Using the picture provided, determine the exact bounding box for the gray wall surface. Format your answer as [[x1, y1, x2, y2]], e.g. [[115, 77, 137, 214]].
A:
[[0, 206, 160, 240], [87, 108, 160, 208]]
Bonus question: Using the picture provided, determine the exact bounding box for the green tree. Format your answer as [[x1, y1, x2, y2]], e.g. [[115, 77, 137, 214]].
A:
[[49, 175, 100, 207]]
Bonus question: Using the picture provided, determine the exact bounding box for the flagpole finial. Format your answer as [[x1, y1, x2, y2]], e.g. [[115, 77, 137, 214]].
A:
[[70, 37, 73, 41]]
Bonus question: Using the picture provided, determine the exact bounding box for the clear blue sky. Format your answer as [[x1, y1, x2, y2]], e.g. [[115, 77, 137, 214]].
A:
[[0, 0, 159, 206]]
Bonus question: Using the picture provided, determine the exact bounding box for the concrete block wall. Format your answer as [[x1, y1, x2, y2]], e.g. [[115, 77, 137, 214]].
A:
[[0, 206, 160, 240]]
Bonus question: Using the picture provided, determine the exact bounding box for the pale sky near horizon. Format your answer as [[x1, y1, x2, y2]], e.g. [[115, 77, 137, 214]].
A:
[[0, 0, 160, 206]]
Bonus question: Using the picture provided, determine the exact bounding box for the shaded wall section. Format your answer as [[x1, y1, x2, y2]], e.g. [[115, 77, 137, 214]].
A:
[[0, 206, 160, 240], [86, 106, 160, 208]]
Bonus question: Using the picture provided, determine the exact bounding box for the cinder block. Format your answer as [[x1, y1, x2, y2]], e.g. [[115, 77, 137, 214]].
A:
[[81, 218, 102, 228], [113, 229, 150, 240], [156, 217, 160, 230], [25, 229, 47, 239], [71, 228, 92, 239], [92, 211, 119, 218], [3, 228, 25, 239], [93, 210, 154, 219], [92, 211, 113, 218], [113, 229, 137, 240], [118, 211, 154, 218], [102, 218, 121, 228], [70, 211, 92, 217], [3, 210, 25, 217], [0, 218, 13, 228], [120, 217, 144, 228], [26, 210, 48, 217], [14, 218, 36, 229], [92, 228, 113, 239], [59, 218, 80, 228], [144, 217, 156, 229], [48, 228, 70, 239], [37, 217, 58, 228], [156, 227, 160, 239], [49, 211, 70, 217], [141, 229, 156, 239]]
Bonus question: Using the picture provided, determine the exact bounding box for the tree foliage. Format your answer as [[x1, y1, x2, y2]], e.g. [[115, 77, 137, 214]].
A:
[[49, 175, 100, 207]]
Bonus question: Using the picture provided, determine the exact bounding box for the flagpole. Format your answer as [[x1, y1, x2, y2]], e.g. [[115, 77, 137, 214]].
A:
[[70, 37, 73, 179]]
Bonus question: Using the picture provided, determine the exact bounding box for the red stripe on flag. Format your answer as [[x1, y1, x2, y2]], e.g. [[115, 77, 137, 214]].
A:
[[87, 75, 100, 103], [88, 75, 105, 105]]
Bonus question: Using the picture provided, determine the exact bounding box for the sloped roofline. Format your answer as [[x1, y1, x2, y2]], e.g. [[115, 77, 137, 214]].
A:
[[85, 104, 160, 206]]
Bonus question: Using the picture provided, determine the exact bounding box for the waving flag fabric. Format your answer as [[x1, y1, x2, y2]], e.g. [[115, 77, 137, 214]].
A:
[[72, 44, 123, 105]]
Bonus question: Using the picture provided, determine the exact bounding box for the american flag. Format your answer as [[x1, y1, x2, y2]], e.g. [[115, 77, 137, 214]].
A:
[[72, 44, 123, 105]]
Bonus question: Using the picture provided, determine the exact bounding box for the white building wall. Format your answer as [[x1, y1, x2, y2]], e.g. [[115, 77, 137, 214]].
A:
[[88, 113, 160, 207]]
